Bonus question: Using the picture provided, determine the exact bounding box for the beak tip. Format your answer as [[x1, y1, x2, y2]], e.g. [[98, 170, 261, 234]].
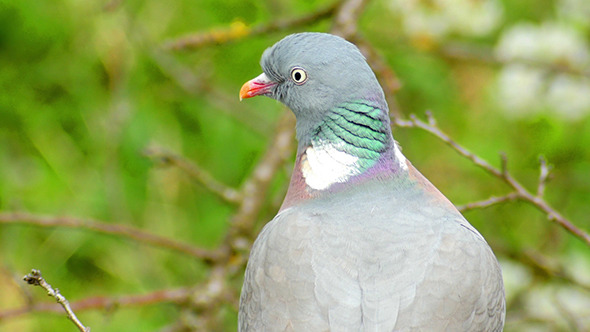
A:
[[239, 81, 251, 101], [239, 73, 275, 101]]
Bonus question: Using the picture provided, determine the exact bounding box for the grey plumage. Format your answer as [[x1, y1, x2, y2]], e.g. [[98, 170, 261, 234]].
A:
[[260, 33, 387, 145], [239, 32, 505, 331]]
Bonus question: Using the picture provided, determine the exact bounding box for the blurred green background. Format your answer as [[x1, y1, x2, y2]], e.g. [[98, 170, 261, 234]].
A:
[[1, 0, 589, 331]]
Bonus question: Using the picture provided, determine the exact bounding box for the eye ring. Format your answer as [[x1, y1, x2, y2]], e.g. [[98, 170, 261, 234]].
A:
[[290, 67, 308, 85]]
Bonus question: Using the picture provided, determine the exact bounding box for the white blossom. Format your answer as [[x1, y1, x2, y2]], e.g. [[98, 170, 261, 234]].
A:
[[494, 23, 590, 119], [496, 22, 590, 69], [389, 0, 503, 40], [495, 64, 545, 117], [546, 74, 590, 120]]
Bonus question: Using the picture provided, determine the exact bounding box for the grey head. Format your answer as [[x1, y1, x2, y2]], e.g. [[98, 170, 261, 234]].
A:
[[240, 33, 389, 144]]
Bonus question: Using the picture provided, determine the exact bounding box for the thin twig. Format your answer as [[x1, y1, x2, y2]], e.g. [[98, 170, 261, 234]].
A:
[[425, 110, 437, 126], [162, 1, 342, 51], [0, 285, 194, 321], [457, 192, 519, 212], [522, 250, 590, 292], [397, 114, 504, 179], [0, 212, 222, 262], [23, 270, 90, 332], [187, 265, 239, 330], [500, 152, 509, 177], [157, 112, 298, 330], [394, 114, 590, 246], [144, 144, 243, 204], [497, 248, 590, 294]]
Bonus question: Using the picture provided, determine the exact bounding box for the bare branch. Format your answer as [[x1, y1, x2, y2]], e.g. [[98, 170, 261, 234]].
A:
[[425, 110, 437, 127], [394, 113, 590, 246], [457, 192, 519, 212], [102, 0, 122, 12], [500, 152, 508, 177], [331, 0, 371, 38], [23, 270, 90, 332], [329, 0, 404, 119], [162, 1, 341, 51], [354, 37, 403, 118], [519, 250, 590, 293], [0, 212, 222, 262], [140, 113, 297, 330], [0, 285, 194, 321], [144, 144, 243, 204], [230, 111, 296, 236], [396, 115, 504, 178]]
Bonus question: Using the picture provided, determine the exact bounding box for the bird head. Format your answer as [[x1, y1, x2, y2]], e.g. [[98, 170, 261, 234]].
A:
[[240, 33, 387, 142]]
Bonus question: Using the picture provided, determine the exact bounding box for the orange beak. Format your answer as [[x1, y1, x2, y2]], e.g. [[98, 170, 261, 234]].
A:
[[239, 73, 277, 100]]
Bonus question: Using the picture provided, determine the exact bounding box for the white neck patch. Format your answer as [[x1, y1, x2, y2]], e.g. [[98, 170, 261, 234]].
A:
[[301, 140, 361, 190], [393, 143, 408, 171], [300, 141, 408, 191]]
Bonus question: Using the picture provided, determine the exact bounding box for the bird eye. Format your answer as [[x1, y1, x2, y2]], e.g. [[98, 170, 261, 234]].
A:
[[290, 67, 308, 85]]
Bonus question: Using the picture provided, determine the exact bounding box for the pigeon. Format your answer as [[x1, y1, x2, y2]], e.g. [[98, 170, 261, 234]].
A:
[[238, 32, 505, 331]]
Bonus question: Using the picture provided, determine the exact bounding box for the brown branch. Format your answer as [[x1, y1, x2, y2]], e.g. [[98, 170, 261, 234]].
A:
[[0, 212, 222, 262], [521, 250, 590, 293], [394, 113, 590, 246], [143, 113, 297, 330], [144, 144, 243, 204], [457, 192, 519, 212], [187, 265, 239, 330], [230, 111, 296, 237], [330, 0, 371, 38], [329, 0, 404, 119], [0, 285, 193, 321], [162, 1, 342, 51], [340, 35, 403, 118], [395, 114, 505, 179], [3, 268, 236, 329], [22, 270, 90, 332], [102, 0, 122, 12]]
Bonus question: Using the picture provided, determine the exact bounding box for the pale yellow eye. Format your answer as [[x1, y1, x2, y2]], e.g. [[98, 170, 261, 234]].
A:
[[290, 67, 308, 84]]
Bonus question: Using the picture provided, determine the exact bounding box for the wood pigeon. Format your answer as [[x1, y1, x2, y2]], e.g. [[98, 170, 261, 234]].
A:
[[238, 32, 505, 331]]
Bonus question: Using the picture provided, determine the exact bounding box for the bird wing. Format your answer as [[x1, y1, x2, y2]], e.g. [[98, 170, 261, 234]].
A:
[[239, 180, 504, 331]]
